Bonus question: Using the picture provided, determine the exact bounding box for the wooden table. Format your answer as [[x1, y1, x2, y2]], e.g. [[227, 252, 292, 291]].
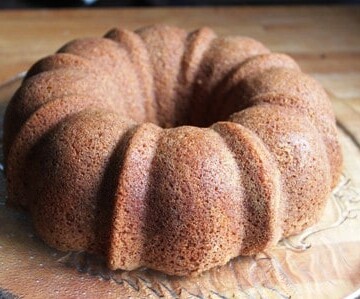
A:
[[0, 6, 359, 298]]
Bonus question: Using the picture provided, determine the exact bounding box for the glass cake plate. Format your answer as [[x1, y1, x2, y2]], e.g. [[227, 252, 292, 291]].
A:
[[0, 73, 359, 299]]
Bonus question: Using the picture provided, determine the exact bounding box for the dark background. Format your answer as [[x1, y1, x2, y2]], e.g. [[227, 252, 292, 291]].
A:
[[0, 0, 358, 8]]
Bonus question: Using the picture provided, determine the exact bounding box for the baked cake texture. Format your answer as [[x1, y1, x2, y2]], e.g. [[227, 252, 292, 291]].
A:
[[3, 25, 342, 276]]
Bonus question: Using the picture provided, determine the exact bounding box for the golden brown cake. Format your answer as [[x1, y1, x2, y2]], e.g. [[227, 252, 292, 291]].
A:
[[3, 25, 342, 276]]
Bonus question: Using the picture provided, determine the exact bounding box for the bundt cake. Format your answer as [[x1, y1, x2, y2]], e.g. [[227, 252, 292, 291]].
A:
[[3, 25, 342, 276]]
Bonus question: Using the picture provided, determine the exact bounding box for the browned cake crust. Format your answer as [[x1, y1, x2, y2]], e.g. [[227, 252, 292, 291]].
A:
[[3, 25, 342, 276]]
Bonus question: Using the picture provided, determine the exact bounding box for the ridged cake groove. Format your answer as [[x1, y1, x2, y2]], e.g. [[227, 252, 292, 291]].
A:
[[209, 52, 301, 123], [231, 104, 332, 235], [109, 122, 162, 271], [59, 38, 148, 123], [136, 25, 188, 128], [190, 36, 270, 126], [104, 28, 157, 124], [212, 121, 282, 255], [238, 68, 341, 186], [28, 110, 136, 253], [142, 127, 244, 275], [25, 53, 94, 79], [6, 95, 115, 209], [3, 68, 117, 160]]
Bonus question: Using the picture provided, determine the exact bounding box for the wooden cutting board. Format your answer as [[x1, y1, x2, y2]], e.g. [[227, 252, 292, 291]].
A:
[[0, 7, 359, 298]]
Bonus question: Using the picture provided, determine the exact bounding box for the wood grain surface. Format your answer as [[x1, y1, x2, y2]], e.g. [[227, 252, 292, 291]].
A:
[[0, 6, 359, 299]]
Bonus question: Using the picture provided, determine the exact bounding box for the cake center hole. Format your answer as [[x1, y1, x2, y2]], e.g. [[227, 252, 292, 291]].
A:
[[152, 87, 245, 129]]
